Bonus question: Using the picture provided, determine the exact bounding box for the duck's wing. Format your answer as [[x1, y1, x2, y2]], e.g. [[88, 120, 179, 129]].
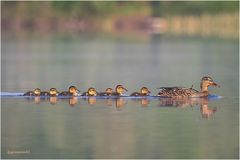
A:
[[98, 92, 110, 96], [130, 92, 141, 96], [158, 86, 199, 97]]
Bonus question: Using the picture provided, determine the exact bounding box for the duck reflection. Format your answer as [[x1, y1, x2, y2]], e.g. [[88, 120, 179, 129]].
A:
[[49, 97, 57, 105], [69, 97, 78, 106], [34, 97, 41, 104], [200, 100, 217, 118], [106, 98, 113, 106], [88, 97, 97, 105], [158, 98, 217, 118], [116, 98, 127, 110], [131, 98, 149, 107]]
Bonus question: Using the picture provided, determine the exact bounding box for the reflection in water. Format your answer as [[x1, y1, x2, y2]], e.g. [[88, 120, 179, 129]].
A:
[[34, 97, 41, 104], [69, 97, 78, 106], [131, 98, 149, 107], [28, 96, 217, 118], [49, 97, 58, 105], [88, 97, 97, 105], [200, 100, 217, 118], [159, 98, 218, 118], [116, 98, 127, 110]]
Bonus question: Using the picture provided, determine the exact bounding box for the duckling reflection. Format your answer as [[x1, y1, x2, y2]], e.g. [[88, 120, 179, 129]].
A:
[[50, 96, 57, 105], [69, 97, 78, 106], [116, 98, 127, 110], [106, 98, 113, 106], [88, 97, 97, 105], [34, 97, 41, 104], [158, 98, 217, 118], [131, 98, 150, 107]]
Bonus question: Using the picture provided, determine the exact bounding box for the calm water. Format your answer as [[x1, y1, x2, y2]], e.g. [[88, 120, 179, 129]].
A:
[[1, 34, 239, 158]]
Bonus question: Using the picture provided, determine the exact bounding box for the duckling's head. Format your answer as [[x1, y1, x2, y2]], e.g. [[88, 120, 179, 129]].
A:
[[116, 85, 128, 95], [141, 87, 151, 95], [105, 88, 113, 94], [49, 88, 59, 96], [34, 88, 41, 96], [69, 86, 80, 96], [201, 76, 220, 91], [88, 87, 97, 96]]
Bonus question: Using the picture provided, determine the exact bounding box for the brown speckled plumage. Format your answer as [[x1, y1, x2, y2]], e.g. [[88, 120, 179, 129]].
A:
[[157, 76, 219, 98]]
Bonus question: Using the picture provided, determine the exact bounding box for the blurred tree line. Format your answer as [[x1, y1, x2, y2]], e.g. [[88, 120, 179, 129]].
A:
[[1, 1, 238, 38], [2, 1, 238, 19]]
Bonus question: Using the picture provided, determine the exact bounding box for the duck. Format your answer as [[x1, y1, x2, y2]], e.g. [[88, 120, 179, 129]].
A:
[[81, 87, 98, 96], [98, 88, 113, 96], [112, 85, 128, 96], [40, 90, 50, 96], [130, 87, 151, 96], [23, 88, 41, 96], [59, 86, 80, 96], [49, 88, 59, 97], [157, 76, 220, 98]]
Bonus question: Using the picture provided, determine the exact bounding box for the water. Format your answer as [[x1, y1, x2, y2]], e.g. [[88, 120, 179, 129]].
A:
[[1, 34, 239, 158]]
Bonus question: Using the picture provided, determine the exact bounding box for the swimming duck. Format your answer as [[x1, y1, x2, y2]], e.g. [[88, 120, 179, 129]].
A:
[[59, 86, 80, 96], [157, 76, 220, 98], [112, 85, 128, 96], [130, 87, 151, 96], [23, 88, 41, 96], [49, 88, 59, 97], [40, 90, 50, 96], [81, 87, 98, 96], [98, 88, 113, 96]]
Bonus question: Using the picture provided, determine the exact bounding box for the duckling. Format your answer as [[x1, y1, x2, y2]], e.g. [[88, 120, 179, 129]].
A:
[[23, 88, 41, 96], [157, 76, 220, 98], [59, 86, 80, 96], [130, 87, 151, 96], [112, 85, 128, 96], [40, 91, 50, 96], [98, 88, 113, 96], [81, 87, 98, 96], [49, 88, 59, 97]]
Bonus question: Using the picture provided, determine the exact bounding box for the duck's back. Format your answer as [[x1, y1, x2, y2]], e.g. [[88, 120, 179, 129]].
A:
[[158, 87, 199, 98], [59, 91, 70, 96], [98, 92, 111, 96]]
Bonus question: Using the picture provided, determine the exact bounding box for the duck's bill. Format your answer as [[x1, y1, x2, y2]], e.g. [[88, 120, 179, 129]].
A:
[[212, 82, 220, 88], [123, 88, 128, 92], [77, 89, 80, 93]]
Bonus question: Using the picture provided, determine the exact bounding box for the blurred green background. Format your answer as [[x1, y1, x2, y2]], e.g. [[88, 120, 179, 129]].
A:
[[2, 1, 239, 39]]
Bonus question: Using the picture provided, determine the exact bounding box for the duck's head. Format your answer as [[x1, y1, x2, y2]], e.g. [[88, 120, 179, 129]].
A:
[[141, 87, 151, 95], [200, 76, 220, 91], [116, 85, 128, 95], [105, 88, 113, 94], [34, 88, 41, 96], [49, 88, 59, 96], [69, 86, 80, 96], [88, 87, 98, 96]]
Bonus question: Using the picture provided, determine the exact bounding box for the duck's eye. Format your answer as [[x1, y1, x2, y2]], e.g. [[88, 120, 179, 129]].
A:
[[203, 76, 213, 81]]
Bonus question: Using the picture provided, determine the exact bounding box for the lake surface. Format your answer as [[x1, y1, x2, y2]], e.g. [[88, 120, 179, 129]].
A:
[[1, 33, 239, 159]]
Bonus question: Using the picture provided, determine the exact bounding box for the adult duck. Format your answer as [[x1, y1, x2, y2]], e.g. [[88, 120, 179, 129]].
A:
[[157, 76, 220, 98]]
